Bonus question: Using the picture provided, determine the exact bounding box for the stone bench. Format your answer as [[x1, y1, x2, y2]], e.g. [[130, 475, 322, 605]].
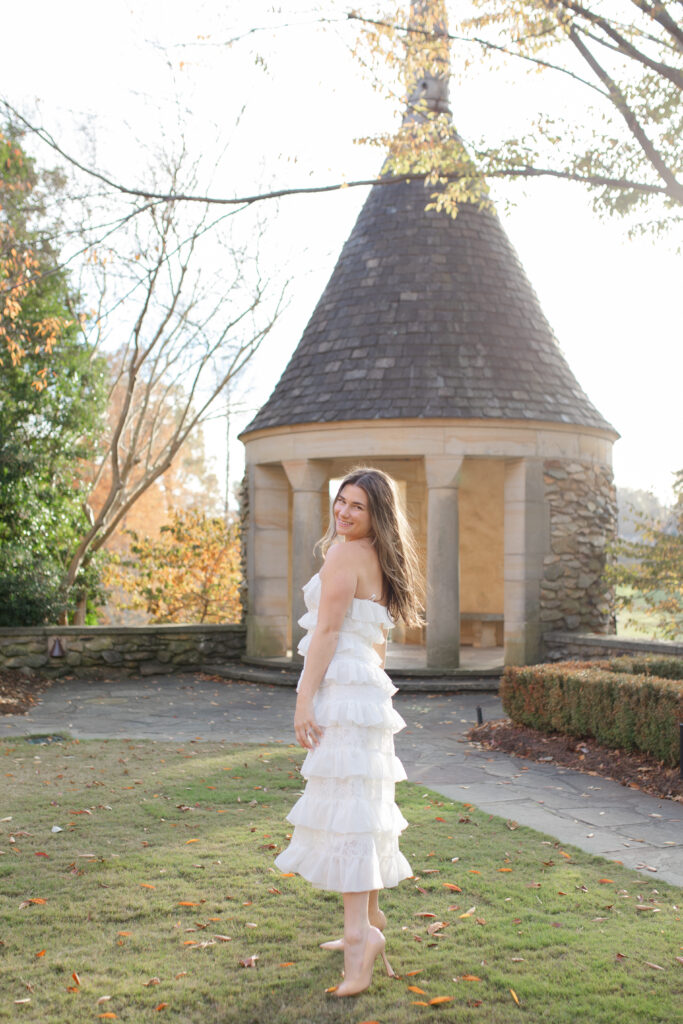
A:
[[460, 613, 504, 649]]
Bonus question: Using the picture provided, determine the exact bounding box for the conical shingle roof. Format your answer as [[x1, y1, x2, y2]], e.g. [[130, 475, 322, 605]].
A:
[[244, 177, 613, 435]]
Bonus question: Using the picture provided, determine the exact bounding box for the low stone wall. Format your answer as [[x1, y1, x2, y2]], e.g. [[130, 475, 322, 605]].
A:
[[543, 630, 683, 662], [0, 624, 246, 678]]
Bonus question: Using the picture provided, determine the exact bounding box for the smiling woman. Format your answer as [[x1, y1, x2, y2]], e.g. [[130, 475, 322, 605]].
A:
[[274, 465, 423, 998]]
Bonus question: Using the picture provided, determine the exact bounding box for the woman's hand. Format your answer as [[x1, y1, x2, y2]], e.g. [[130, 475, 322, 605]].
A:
[[294, 696, 323, 749]]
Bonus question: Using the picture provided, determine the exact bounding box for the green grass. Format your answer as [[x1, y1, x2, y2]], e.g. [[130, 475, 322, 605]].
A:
[[0, 737, 681, 1024], [616, 585, 675, 640]]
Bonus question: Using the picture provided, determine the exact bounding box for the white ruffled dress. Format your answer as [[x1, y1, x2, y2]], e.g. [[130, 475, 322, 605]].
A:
[[274, 573, 412, 893]]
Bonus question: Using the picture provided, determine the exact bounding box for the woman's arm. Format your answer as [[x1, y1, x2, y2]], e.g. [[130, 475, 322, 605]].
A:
[[294, 547, 357, 749]]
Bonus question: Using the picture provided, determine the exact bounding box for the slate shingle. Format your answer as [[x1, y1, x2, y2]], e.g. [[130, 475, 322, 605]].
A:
[[244, 178, 613, 434]]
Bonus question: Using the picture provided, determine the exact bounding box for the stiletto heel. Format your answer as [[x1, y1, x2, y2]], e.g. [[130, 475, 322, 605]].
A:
[[380, 948, 396, 978], [332, 926, 385, 998]]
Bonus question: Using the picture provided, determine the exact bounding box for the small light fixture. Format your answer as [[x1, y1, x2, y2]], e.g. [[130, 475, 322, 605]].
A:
[[49, 638, 65, 658]]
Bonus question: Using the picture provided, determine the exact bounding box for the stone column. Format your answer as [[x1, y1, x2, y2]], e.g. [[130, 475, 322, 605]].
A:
[[503, 458, 549, 665], [283, 459, 330, 661], [425, 456, 463, 668], [246, 463, 290, 658]]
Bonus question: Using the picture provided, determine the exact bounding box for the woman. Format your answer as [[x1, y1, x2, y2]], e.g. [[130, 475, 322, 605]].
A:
[[274, 467, 423, 997]]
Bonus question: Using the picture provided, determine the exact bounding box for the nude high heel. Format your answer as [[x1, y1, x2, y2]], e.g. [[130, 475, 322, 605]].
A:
[[320, 908, 387, 952], [332, 926, 387, 997]]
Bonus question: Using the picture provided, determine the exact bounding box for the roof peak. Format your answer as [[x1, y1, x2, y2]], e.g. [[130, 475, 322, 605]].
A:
[[403, 0, 451, 121]]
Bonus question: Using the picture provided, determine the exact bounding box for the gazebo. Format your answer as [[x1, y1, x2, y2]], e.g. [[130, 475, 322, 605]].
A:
[[239, 4, 618, 670]]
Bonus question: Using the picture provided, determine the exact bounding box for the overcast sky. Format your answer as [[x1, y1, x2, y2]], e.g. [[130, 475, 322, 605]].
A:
[[2, 0, 681, 502]]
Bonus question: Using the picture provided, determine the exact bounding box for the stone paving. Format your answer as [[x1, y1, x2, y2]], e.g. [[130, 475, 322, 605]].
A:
[[1, 674, 681, 887]]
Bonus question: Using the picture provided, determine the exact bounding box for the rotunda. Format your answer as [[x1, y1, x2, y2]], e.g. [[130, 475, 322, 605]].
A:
[[239, 4, 618, 669]]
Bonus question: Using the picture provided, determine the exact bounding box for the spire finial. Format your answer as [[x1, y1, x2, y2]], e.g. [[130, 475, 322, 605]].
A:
[[403, 0, 451, 122]]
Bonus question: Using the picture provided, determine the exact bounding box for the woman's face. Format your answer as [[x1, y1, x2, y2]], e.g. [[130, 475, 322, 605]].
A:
[[333, 484, 372, 543]]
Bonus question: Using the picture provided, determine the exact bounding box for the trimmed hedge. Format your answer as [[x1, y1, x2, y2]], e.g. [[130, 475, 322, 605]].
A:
[[501, 656, 683, 767]]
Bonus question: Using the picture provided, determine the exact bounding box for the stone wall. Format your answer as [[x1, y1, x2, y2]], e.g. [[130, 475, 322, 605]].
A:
[[541, 459, 617, 635], [0, 624, 246, 678], [543, 630, 683, 662]]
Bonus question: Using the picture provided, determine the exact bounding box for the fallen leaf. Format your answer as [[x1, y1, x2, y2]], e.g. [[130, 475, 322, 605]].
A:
[[35, 950, 46, 958], [185, 839, 199, 844], [435, 817, 446, 822], [506, 820, 518, 830], [405, 970, 423, 976], [178, 902, 198, 907], [411, 1001, 430, 1006], [214, 934, 232, 942], [280, 872, 295, 877], [429, 996, 453, 1005], [246, 922, 257, 928], [498, 868, 512, 873], [599, 879, 615, 884], [98, 1015, 117, 1020], [155, 1004, 168, 1011], [35, 851, 49, 858], [459, 907, 476, 919], [427, 921, 448, 935], [71, 972, 80, 986], [414, 912, 437, 918], [14, 1000, 31, 1005], [443, 883, 462, 892], [475, 918, 486, 926], [467, 999, 483, 1007], [408, 985, 427, 994], [117, 931, 131, 937], [140, 884, 155, 890], [461, 974, 481, 981], [644, 961, 664, 971], [279, 962, 295, 967], [559, 851, 571, 860], [142, 978, 161, 987], [511, 958, 525, 963], [510, 988, 520, 1005], [325, 985, 338, 993], [239, 954, 259, 968]]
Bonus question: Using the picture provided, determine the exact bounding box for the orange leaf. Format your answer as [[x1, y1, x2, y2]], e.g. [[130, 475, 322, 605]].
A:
[[140, 884, 155, 890], [461, 975, 481, 981], [469, 870, 481, 874], [72, 972, 80, 986], [414, 912, 437, 918], [117, 931, 131, 936], [405, 970, 423, 976], [435, 817, 446, 822], [143, 978, 161, 987], [35, 851, 49, 858], [155, 1004, 168, 1011], [408, 985, 427, 994], [411, 1001, 430, 1006], [178, 902, 199, 907], [430, 997, 453, 1005], [325, 985, 338, 993], [599, 879, 615, 884], [443, 883, 462, 892], [35, 950, 46, 958], [279, 962, 295, 967], [510, 988, 520, 1005], [185, 839, 199, 844], [559, 851, 571, 860], [280, 873, 295, 877], [498, 868, 512, 872]]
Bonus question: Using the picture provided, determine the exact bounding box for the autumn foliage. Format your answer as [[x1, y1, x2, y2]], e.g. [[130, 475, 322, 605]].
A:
[[105, 508, 242, 624], [0, 129, 71, 384]]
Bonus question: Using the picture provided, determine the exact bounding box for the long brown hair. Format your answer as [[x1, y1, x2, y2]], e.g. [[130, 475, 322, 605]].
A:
[[318, 467, 424, 627]]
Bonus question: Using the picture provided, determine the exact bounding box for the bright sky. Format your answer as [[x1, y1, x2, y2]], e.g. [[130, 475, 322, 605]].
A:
[[2, 0, 681, 503]]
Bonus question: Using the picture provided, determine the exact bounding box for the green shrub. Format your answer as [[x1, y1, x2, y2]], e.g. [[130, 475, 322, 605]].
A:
[[501, 659, 683, 766]]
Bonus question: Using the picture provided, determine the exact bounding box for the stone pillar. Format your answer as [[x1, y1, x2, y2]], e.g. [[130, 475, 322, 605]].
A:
[[246, 463, 290, 658], [503, 458, 549, 665], [283, 459, 330, 661], [425, 456, 463, 668]]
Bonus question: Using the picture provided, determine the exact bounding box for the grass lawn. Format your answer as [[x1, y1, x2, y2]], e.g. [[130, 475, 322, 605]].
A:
[[1, 737, 681, 1024]]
